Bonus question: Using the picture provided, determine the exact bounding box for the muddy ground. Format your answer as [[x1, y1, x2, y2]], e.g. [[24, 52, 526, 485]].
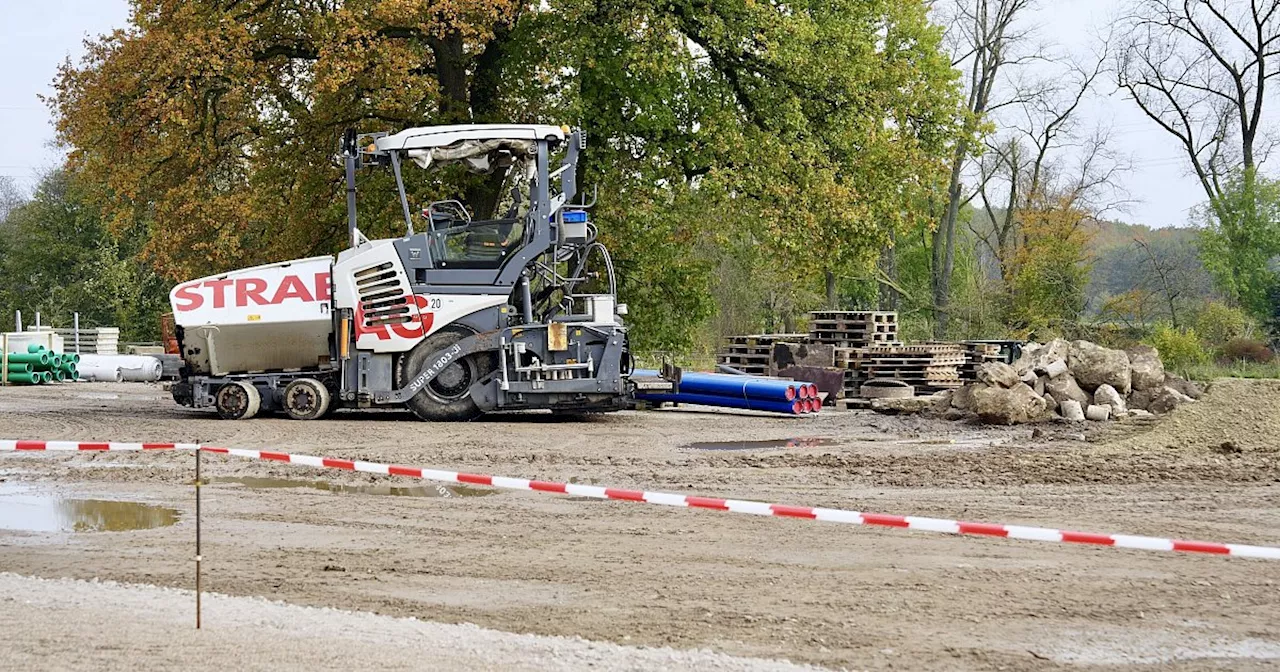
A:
[[0, 380, 1277, 670]]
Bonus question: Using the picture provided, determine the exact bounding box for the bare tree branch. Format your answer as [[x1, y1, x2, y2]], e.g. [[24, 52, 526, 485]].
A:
[[1117, 0, 1280, 211]]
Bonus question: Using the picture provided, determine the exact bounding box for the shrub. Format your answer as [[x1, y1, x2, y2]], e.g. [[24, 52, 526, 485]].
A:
[[1193, 301, 1252, 347], [1148, 323, 1210, 371], [1222, 338, 1275, 363]]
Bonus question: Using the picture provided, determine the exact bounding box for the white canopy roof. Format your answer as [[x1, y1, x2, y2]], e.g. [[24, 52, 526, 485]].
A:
[[374, 124, 567, 152]]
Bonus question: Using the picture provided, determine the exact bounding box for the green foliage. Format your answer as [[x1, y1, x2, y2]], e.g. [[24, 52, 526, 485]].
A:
[[1006, 202, 1093, 336], [1192, 301, 1253, 348], [0, 170, 169, 341], [53, 0, 962, 352], [887, 206, 1007, 341], [1148, 323, 1210, 371], [1268, 283, 1280, 342], [1198, 169, 1280, 321]]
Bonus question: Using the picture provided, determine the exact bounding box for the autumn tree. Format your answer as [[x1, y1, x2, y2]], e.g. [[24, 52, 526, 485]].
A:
[[1006, 193, 1094, 333], [52, 0, 962, 351]]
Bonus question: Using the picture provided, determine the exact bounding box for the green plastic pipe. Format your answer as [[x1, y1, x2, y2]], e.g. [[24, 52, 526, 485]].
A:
[[5, 363, 33, 374], [4, 352, 50, 366], [40, 371, 52, 383], [50, 355, 63, 369], [3, 372, 42, 384], [25, 343, 46, 354], [62, 352, 81, 365], [52, 370, 66, 382]]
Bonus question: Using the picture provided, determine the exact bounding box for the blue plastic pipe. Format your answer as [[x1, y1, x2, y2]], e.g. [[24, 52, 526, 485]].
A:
[[634, 391, 803, 415], [633, 370, 797, 402]]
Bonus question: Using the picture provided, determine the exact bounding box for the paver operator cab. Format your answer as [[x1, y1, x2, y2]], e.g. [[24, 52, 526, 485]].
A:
[[170, 124, 669, 421]]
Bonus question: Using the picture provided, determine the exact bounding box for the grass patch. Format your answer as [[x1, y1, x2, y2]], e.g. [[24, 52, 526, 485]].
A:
[[1181, 360, 1280, 381]]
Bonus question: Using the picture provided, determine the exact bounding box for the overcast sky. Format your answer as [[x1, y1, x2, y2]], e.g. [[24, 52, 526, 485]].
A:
[[0, 0, 1232, 229]]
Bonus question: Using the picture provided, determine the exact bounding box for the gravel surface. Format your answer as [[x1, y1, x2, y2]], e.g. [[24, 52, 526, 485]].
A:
[[1, 382, 1279, 670], [0, 572, 816, 671]]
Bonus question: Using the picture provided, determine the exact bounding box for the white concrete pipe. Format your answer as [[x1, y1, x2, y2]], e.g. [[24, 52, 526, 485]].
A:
[[1085, 403, 1111, 422], [80, 355, 162, 382], [78, 363, 123, 383]]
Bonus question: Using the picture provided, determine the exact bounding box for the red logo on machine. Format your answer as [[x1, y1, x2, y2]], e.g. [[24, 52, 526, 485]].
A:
[[173, 272, 332, 311], [356, 294, 435, 340]]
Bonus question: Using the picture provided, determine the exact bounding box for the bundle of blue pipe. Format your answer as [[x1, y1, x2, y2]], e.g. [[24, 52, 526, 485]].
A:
[[633, 370, 820, 415]]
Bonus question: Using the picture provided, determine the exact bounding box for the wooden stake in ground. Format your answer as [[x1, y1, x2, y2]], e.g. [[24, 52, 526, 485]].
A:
[[195, 447, 202, 629]]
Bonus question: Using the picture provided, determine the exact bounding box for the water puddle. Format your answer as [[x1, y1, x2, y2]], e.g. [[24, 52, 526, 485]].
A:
[[210, 476, 498, 498], [0, 485, 178, 533], [684, 438, 836, 451]]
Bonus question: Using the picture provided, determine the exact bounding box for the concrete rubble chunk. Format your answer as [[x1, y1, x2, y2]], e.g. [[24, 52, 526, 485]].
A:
[[972, 383, 1048, 425], [1069, 340, 1132, 394], [1046, 373, 1090, 408], [1149, 385, 1195, 414], [1042, 392, 1059, 413], [1060, 399, 1085, 421], [1128, 388, 1153, 411], [1034, 375, 1047, 396], [1085, 403, 1111, 421], [1163, 374, 1204, 400], [1093, 383, 1127, 415], [1012, 342, 1042, 375], [1044, 359, 1069, 378], [977, 362, 1020, 388], [1126, 345, 1166, 391], [1015, 338, 1070, 375], [951, 382, 987, 411]]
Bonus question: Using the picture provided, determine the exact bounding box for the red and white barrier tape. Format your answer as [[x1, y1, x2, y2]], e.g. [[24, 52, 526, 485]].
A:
[[3, 439, 1278, 560]]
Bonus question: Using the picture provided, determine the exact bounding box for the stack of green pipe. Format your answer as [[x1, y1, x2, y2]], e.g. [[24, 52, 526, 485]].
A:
[[2, 344, 80, 384]]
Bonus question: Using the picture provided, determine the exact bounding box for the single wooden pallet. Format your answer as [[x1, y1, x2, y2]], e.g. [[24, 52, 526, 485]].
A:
[[839, 360, 967, 370], [809, 329, 899, 339], [839, 354, 967, 364], [812, 336, 898, 347], [810, 311, 897, 322], [872, 344, 963, 354], [809, 319, 898, 330]]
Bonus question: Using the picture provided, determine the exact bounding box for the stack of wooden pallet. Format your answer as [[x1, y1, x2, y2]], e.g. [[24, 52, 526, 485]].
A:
[[836, 343, 967, 397], [716, 333, 806, 376], [53, 327, 120, 355], [956, 342, 1005, 383], [808, 311, 898, 348]]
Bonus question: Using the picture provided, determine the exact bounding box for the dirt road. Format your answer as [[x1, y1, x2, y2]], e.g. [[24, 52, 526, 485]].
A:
[[0, 381, 1277, 670]]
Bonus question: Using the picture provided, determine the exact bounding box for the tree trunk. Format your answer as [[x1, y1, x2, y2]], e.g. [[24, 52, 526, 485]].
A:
[[463, 28, 514, 218], [878, 228, 898, 310], [430, 32, 468, 123], [825, 269, 838, 309], [932, 140, 967, 338]]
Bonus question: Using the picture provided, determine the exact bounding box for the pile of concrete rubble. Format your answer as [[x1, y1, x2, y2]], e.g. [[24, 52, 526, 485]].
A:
[[926, 340, 1201, 425]]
